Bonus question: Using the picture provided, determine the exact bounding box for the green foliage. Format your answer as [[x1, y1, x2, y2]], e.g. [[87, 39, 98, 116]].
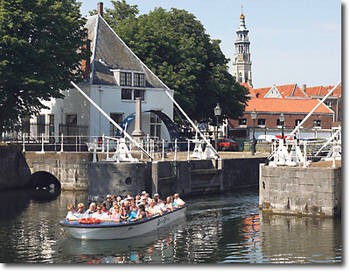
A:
[[0, 0, 88, 133], [102, 4, 249, 121]]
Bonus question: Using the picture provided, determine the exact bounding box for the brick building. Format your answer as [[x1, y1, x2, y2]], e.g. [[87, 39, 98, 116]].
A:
[[229, 84, 338, 139]]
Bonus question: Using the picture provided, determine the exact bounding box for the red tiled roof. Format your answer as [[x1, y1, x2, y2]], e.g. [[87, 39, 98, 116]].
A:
[[249, 87, 270, 98], [245, 98, 333, 114], [249, 83, 308, 98], [275, 84, 297, 97], [305, 85, 342, 98]]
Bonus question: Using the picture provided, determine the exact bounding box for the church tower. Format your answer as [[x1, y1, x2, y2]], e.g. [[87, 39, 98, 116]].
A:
[[233, 9, 252, 87]]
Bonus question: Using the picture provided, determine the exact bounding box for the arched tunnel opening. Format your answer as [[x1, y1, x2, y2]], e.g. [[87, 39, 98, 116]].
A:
[[27, 171, 61, 201]]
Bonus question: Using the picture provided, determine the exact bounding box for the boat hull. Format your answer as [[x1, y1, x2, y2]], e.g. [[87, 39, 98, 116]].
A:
[[60, 207, 186, 240]]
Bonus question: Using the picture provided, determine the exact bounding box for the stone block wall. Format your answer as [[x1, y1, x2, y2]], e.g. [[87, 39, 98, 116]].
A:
[[0, 145, 31, 189], [259, 165, 342, 217]]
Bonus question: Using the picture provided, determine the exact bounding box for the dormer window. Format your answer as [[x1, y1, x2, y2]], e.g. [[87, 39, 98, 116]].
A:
[[112, 70, 146, 87], [134, 73, 145, 87], [120, 72, 132, 86]]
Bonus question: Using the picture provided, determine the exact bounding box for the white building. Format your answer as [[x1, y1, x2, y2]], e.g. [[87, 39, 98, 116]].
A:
[[29, 6, 175, 143]]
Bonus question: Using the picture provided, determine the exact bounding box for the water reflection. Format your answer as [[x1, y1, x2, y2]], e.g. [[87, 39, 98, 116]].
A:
[[0, 190, 342, 264], [259, 214, 342, 264]]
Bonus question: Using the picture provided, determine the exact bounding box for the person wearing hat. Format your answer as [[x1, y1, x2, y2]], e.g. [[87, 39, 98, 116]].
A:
[[153, 193, 161, 204], [103, 194, 113, 210]]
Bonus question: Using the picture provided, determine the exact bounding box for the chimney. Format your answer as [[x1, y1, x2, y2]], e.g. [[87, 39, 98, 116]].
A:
[[97, 2, 103, 17], [302, 84, 306, 93]]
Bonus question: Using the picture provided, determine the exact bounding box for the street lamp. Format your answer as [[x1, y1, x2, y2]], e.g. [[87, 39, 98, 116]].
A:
[[280, 113, 285, 144], [251, 110, 257, 155], [214, 103, 222, 151]]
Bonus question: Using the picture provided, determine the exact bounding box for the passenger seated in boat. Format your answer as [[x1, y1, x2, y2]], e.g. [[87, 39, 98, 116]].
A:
[[165, 196, 174, 212], [135, 194, 141, 206], [153, 193, 161, 204], [110, 206, 121, 222], [147, 199, 163, 216], [120, 206, 129, 222], [101, 203, 111, 216], [103, 194, 113, 210], [173, 193, 186, 208], [76, 203, 86, 218], [66, 204, 79, 221], [136, 204, 147, 220], [84, 202, 96, 217], [128, 207, 138, 221], [157, 198, 167, 213], [140, 197, 149, 209], [92, 204, 109, 220]]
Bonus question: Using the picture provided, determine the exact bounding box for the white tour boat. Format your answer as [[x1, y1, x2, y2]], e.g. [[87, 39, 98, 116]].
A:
[[59, 206, 186, 240]]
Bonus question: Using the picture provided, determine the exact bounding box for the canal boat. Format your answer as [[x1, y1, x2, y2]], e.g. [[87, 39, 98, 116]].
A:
[[59, 206, 186, 240]]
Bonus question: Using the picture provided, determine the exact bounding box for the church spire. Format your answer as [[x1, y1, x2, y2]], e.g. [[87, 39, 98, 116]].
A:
[[233, 5, 252, 87]]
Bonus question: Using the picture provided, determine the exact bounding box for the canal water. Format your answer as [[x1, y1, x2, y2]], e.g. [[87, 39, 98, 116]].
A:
[[0, 189, 342, 264]]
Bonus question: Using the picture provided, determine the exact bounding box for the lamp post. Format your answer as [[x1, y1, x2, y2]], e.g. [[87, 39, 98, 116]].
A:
[[214, 103, 222, 151], [280, 113, 285, 144], [251, 110, 257, 155]]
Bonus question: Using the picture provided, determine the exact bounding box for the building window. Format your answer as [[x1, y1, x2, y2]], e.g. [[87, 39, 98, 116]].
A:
[[110, 113, 123, 136], [121, 88, 132, 100], [134, 73, 145, 87], [37, 114, 46, 135], [150, 113, 161, 139], [238, 118, 247, 126], [134, 89, 145, 100], [313, 120, 321, 128], [120, 72, 132, 86], [22, 117, 30, 134], [257, 118, 266, 127], [295, 119, 302, 127], [49, 114, 54, 137], [66, 114, 77, 126]]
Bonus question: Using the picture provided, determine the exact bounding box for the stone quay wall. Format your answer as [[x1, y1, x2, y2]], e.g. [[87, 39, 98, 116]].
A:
[[0, 145, 31, 189], [259, 164, 342, 217], [87, 157, 266, 198], [24, 152, 91, 190]]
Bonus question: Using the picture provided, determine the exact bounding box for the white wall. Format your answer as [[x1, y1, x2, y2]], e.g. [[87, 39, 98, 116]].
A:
[[33, 84, 173, 142]]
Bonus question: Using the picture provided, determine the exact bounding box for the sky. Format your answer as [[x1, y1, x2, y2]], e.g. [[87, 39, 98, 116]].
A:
[[79, 0, 342, 88]]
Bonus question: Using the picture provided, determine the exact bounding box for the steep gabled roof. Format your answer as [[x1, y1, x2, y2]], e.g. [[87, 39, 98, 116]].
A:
[[305, 85, 342, 98], [245, 98, 333, 114], [86, 15, 166, 88]]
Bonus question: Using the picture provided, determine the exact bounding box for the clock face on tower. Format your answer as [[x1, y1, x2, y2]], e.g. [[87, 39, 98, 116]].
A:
[[237, 54, 243, 62]]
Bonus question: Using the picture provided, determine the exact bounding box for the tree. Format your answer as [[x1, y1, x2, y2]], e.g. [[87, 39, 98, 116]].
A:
[[95, 3, 249, 122], [0, 0, 88, 136]]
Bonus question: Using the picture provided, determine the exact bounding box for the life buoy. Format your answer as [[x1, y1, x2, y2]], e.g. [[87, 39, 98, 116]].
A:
[[79, 217, 101, 224]]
